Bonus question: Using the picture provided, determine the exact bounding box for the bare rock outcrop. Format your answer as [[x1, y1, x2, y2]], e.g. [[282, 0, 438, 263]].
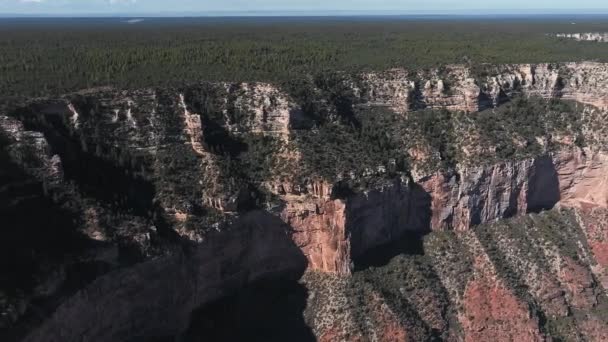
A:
[[360, 66, 483, 112], [556, 32, 608, 42], [227, 82, 304, 135], [0, 115, 64, 187], [412, 148, 608, 231], [361, 62, 608, 112], [282, 179, 430, 274]]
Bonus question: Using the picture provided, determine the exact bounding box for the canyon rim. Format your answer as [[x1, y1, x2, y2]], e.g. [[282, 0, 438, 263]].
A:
[[2, 61, 608, 341]]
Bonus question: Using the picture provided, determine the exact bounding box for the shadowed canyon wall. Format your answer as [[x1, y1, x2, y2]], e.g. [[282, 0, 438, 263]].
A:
[[2, 61, 608, 341], [22, 212, 307, 342]]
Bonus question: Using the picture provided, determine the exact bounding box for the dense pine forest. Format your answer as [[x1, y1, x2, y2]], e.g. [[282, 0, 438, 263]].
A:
[[2, 17, 608, 97]]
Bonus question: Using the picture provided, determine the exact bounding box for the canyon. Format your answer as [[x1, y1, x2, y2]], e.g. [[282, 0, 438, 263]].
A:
[[1, 61, 608, 341]]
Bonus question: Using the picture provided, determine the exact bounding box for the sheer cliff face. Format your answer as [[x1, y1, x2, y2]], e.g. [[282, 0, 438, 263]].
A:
[[361, 62, 608, 112], [284, 147, 608, 273], [282, 180, 431, 274], [2, 62, 608, 341], [418, 148, 608, 231]]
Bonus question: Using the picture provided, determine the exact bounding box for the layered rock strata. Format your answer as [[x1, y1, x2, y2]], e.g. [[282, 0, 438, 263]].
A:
[[556, 32, 608, 42], [360, 62, 608, 112], [3, 61, 608, 341], [6, 63, 608, 276]]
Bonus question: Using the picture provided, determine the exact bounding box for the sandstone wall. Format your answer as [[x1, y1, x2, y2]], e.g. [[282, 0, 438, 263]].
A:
[[422, 148, 608, 231], [281, 180, 432, 274], [361, 62, 608, 112], [284, 147, 608, 274]]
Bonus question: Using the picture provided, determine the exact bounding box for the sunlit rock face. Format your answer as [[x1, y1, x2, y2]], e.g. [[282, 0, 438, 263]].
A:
[[2, 61, 608, 341], [361, 62, 608, 112], [416, 148, 608, 232], [556, 32, 608, 42]]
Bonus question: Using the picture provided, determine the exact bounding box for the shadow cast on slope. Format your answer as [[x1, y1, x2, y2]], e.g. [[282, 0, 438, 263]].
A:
[[353, 231, 426, 272], [19, 109, 156, 216], [22, 212, 312, 342], [352, 182, 432, 271], [352, 253, 458, 341], [12, 104, 184, 247], [0, 133, 113, 342], [180, 277, 315, 342], [526, 155, 560, 214], [177, 212, 315, 342], [0, 138, 91, 294]]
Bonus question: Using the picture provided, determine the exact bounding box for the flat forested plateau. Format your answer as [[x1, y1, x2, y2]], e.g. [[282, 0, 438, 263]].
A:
[[3, 17, 608, 97]]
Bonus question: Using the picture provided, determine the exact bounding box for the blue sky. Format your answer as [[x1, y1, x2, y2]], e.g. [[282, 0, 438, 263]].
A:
[[2, 0, 608, 15]]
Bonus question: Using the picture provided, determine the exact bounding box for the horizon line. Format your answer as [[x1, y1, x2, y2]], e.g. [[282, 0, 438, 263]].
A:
[[3, 9, 608, 18]]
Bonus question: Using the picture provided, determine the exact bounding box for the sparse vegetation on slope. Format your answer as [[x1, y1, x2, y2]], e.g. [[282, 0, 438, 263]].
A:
[[303, 209, 608, 341]]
